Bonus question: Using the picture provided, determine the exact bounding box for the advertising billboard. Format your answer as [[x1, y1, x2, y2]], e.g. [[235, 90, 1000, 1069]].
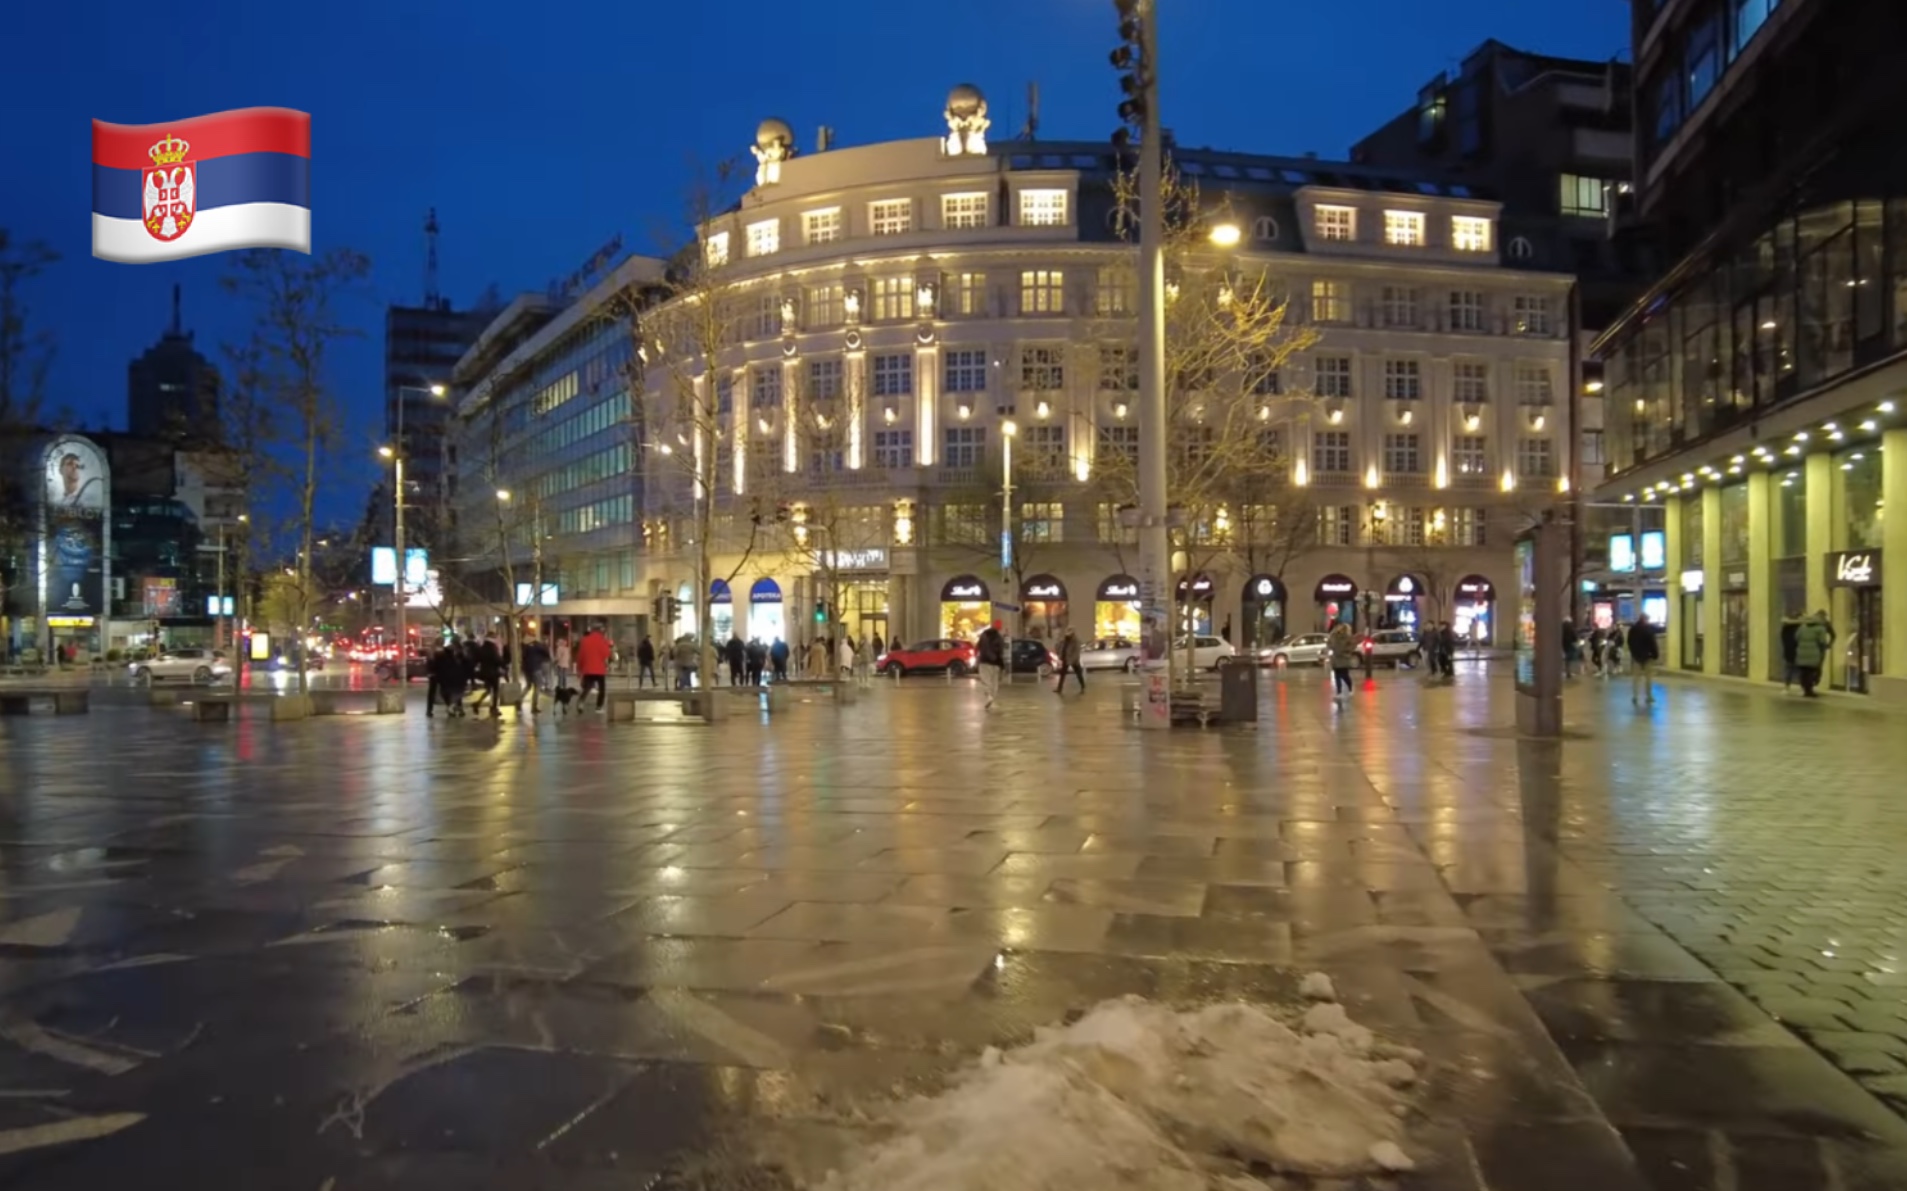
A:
[[370, 547, 429, 587], [42, 436, 110, 621]]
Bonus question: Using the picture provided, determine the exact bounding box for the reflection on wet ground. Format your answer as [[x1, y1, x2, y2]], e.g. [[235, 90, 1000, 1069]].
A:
[[1, 667, 1906, 1188]]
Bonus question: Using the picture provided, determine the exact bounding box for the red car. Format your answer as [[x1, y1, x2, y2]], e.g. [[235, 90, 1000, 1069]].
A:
[[877, 638, 976, 677]]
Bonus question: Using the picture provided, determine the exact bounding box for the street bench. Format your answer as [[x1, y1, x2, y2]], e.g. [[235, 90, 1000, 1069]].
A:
[[605, 689, 710, 721], [0, 688, 91, 716], [309, 689, 406, 716]]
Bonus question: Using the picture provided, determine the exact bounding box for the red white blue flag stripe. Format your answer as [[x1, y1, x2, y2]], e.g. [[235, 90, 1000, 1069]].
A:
[[92, 107, 310, 264]]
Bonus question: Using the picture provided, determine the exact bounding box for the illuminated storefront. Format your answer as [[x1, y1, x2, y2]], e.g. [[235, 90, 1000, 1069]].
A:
[[1315, 574, 1358, 630], [940, 575, 990, 639], [1094, 574, 1141, 643], [1175, 572, 1214, 636], [1241, 574, 1286, 648], [1019, 574, 1067, 641], [1454, 575, 1496, 645], [1384, 574, 1424, 630], [747, 578, 785, 643], [709, 578, 737, 643]]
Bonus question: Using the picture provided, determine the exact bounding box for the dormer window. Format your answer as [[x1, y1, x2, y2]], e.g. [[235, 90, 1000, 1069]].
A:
[[704, 232, 730, 267], [1315, 205, 1355, 242], [1451, 216, 1491, 252], [1019, 189, 1069, 227], [1383, 211, 1426, 247], [870, 199, 913, 236], [745, 219, 780, 257]]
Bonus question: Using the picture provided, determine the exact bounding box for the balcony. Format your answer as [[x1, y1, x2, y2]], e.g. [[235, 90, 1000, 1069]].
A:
[[936, 467, 979, 486], [1381, 473, 1429, 490]]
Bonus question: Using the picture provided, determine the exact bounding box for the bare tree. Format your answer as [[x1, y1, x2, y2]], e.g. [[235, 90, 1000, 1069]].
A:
[[0, 230, 58, 426], [1082, 161, 1320, 678], [222, 248, 371, 698]]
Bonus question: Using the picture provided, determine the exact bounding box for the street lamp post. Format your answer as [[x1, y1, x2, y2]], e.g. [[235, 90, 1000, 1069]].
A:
[[1133, 3, 1171, 694], [1001, 419, 1017, 680], [384, 384, 447, 684]]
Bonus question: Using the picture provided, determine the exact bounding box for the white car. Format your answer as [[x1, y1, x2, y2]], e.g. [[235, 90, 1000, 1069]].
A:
[[130, 648, 233, 685], [1143, 635, 1238, 672], [1259, 633, 1332, 668], [1079, 638, 1141, 672]]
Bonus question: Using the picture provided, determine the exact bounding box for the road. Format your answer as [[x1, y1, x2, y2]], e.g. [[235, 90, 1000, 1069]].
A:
[[0, 664, 1904, 1189]]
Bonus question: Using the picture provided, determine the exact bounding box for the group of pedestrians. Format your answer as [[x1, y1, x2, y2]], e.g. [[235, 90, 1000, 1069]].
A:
[[423, 623, 615, 718], [1560, 615, 1661, 705]]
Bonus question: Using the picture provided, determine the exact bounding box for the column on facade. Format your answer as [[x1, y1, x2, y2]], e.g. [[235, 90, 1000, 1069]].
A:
[[914, 342, 938, 466], [1663, 493, 1683, 665], [845, 346, 867, 470], [1879, 426, 1907, 698], [781, 357, 801, 473], [1700, 485, 1723, 676], [690, 374, 710, 502], [1745, 470, 1772, 682], [731, 366, 748, 495], [1803, 451, 1835, 620]]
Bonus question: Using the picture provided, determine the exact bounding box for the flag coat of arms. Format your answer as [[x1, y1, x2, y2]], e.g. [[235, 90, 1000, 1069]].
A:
[[92, 107, 310, 264]]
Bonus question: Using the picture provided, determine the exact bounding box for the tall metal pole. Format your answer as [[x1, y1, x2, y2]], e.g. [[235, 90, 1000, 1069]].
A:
[[1002, 425, 1015, 682], [1135, 0, 1175, 692], [215, 521, 226, 652], [394, 452, 408, 684]]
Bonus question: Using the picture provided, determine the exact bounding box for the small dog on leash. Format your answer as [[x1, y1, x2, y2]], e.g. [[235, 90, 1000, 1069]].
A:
[[552, 685, 579, 713]]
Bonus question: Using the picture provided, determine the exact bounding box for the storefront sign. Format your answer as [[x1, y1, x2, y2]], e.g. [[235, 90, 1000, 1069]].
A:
[[816, 547, 887, 572], [1022, 575, 1065, 600], [1098, 576, 1139, 600], [1245, 574, 1286, 601], [749, 578, 782, 604], [710, 579, 732, 605], [1456, 575, 1496, 601], [1176, 573, 1214, 597], [1386, 575, 1421, 602], [1725, 571, 1748, 590], [46, 616, 95, 628], [1828, 550, 1881, 588], [942, 576, 989, 601], [1315, 575, 1358, 600], [1679, 569, 1704, 593]]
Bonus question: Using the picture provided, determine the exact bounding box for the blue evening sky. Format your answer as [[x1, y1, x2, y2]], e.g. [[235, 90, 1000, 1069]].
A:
[[7, 0, 1629, 522]]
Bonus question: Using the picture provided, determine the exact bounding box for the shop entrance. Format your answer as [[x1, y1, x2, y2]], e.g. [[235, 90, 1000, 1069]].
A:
[[1679, 571, 1704, 670], [1314, 575, 1358, 631], [940, 575, 991, 640], [1842, 587, 1882, 693], [1019, 574, 1067, 641], [1175, 573, 1214, 636], [1454, 575, 1495, 648], [1721, 587, 1749, 678], [1827, 550, 1883, 693], [1093, 575, 1141, 644], [1241, 574, 1287, 649]]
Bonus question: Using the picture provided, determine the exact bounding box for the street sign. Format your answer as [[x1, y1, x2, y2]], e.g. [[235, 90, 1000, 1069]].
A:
[[993, 601, 1022, 613]]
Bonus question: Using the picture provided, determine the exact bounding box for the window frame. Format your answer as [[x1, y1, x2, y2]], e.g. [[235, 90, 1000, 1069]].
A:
[[803, 208, 842, 245], [1018, 188, 1069, 228], [1315, 205, 1356, 242], [1451, 215, 1492, 253], [941, 192, 990, 230], [869, 198, 914, 236], [745, 218, 780, 258], [1383, 210, 1426, 247]]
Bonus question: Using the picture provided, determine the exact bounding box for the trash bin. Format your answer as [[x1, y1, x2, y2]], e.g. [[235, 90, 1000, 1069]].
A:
[[1218, 659, 1257, 723]]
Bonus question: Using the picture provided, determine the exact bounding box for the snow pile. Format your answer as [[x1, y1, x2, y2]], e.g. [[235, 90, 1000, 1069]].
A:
[[811, 977, 1419, 1191]]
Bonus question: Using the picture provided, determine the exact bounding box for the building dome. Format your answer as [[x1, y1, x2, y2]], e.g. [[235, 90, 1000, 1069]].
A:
[[946, 84, 987, 118], [756, 118, 794, 150]]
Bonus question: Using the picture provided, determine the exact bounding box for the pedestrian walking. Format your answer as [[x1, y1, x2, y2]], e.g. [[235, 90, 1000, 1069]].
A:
[[1561, 618, 1581, 679], [1419, 622, 1442, 682], [1603, 628, 1624, 676], [1327, 622, 1357, 700], [746, 637, 767, 686], [673, 636, 698, 689], [770, 637, 789, 682], [1626, 613, 1660, 706], [425, 640, 449, 717], [576, 623, 613, 711], [1586, 626, 1606, 677], [1054, 626, 1086, 694], [636, 635, 658, 688], [521, 633, 551, 715], [724, 634, 746, 686], [837, 634, 856, 679], [474, 633, 504, 719], [1438, 621, 1458, 681], [552, 633, 574, 697], [976, 620, 1007, 709], [1794, 610, 1833, 698], [1779, 611, 1802, 691], [806, 637, 829, 680], [436, 641, 468, 716], [854, 635, 874, 685]]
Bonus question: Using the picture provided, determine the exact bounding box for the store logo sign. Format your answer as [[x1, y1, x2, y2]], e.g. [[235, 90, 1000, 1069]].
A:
[[1100, 580, 1138, 599], [946, 582, 986, 599], [1024, 581, 1062, 598], [1830, 550, 1879, 587]]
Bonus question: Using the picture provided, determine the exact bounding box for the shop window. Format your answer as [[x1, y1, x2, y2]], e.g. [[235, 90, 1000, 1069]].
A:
[[1719, 482, 1749, 564], [1682, 493, 1705, 567], [1836, 449, 1884, 550]]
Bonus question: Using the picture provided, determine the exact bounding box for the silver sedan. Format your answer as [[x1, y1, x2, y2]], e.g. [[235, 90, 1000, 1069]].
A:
[[1257, 633, 1331, 668], [1079, 639, 1141, 672]]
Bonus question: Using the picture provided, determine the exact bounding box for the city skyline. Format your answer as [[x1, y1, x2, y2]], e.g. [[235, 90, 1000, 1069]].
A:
[[9, 0, 1628, 522]]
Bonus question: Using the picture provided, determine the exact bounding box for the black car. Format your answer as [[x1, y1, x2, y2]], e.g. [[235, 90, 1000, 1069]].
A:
[[374, 651, 433, 682], [1008, 638, 1059, 675]]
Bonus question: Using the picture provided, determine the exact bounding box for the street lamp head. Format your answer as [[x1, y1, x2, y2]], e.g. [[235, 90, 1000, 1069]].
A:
[[1002, 420, 1018, 437], [377, 445, 395, 459], [429, 384, 447, 397], [496, 489, 512, 502], [1208, 222, 1242, 248], [237, 513, 249, 523]]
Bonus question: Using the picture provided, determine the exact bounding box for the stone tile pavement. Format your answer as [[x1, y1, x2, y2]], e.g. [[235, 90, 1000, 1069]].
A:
[[0, 667, 1902, 1188]]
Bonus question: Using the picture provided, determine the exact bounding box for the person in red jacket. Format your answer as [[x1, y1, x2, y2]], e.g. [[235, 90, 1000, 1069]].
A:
[[575, 624, 613, 711]]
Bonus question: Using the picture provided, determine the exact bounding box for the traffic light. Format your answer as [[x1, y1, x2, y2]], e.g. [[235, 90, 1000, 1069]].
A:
[[1110, 0, 1151, 148], [814, 601, 826, 624]]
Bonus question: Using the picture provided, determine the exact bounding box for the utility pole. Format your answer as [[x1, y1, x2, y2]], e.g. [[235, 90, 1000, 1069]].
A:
[[1002, 421, 1017, 681]]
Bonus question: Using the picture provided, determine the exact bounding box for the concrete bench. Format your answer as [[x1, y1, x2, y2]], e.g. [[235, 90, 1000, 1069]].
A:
[[190, 697, 233, 722], [0, 689, 91, 715], [309, 690, 406, 716]]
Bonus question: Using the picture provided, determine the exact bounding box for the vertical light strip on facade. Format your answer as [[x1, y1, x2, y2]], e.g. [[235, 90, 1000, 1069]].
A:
[[781, 357, 800, 472], [845, 349, 867, 469], [914, 343, 938, 466]]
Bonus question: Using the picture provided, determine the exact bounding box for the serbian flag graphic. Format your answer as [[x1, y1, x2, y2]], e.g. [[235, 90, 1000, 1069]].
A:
[[92, 107, 310, 264]]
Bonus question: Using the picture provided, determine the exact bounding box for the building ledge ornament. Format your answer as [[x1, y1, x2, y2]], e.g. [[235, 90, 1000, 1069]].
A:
[[753, 118, 795, 187], [944, 84, 990, 157]]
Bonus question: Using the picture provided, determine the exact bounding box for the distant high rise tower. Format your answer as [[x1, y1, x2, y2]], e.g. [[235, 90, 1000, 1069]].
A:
[[126, 284, 222, 442]]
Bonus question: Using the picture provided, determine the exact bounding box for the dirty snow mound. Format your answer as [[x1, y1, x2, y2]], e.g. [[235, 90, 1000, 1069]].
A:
[[811, 996, 1417, 1190], [1298, 972, 1337, 1002]]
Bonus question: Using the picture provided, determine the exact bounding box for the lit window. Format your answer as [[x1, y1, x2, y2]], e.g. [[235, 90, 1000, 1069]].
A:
[[1318, 504, 1356, 546], [870, 199, 913, 236], [1513, 295, 1553, 335], [1315, 205, 1356, 242], [1020, 270, 1065, 315], [1020, 499, 1064, 542], [704, 231, 730, 267], [1558, 174, 1609, 218], [803, 208, 842, 245], [942, 192, 989, 229], [1384, 210, 1426, 246], [746, 219, 779, 257], [1449, 506, 1487, 546], [1517, 437, 1555, 478], [1096, 265, 1136, 315], [948, 272, 986, 316], [1451, 216, 1491, 252], [1019, 189, 1069, 227], [1452, 435, 1488, 476], [870, 276, 915, 322], [1383, 359, 1422, 400], [1020, 346, 1064, 390], [1310, 279, 1351, 323], [804, 284, 842, 328]]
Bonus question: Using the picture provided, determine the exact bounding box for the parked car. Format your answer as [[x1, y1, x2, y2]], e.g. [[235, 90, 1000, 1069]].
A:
[[877, 638, 976, 677], [1144, 635, 1239, 672], [1360, 629, 1423, 668], [129, 648, 232, 685], [1258, 633, 1331, 668], [1080, 638, 1141, 672], [1008, 638, 1060, 675], [373, 651, 432, 681]]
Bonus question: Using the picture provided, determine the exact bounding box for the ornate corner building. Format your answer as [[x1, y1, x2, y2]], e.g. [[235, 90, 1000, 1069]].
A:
[[451, 88, 1576, 654]]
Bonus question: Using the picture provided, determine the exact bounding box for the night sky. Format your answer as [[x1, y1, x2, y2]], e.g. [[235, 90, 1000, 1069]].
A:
[[10, 0, 1629, 523]]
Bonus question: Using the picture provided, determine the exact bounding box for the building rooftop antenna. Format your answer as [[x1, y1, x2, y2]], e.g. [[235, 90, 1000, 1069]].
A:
[[1020, 81, 1040, 141], [423, 208, 441, 309]]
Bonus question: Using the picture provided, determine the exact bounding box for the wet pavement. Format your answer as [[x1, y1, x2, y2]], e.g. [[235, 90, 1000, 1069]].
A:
[[1, 665, 1906, 1189]]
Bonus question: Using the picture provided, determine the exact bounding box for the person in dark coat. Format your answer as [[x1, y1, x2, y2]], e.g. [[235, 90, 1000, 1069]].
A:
[[636, 636, 658, 688], [473, 634, 504, 718], [435, 643, 468, 717], [724, 634, 747, 686], [1626, 614, 1661, 706], [745, 638, 767, 686], [770, 637, 790, 682], [1779, 611, 1802, 692]]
